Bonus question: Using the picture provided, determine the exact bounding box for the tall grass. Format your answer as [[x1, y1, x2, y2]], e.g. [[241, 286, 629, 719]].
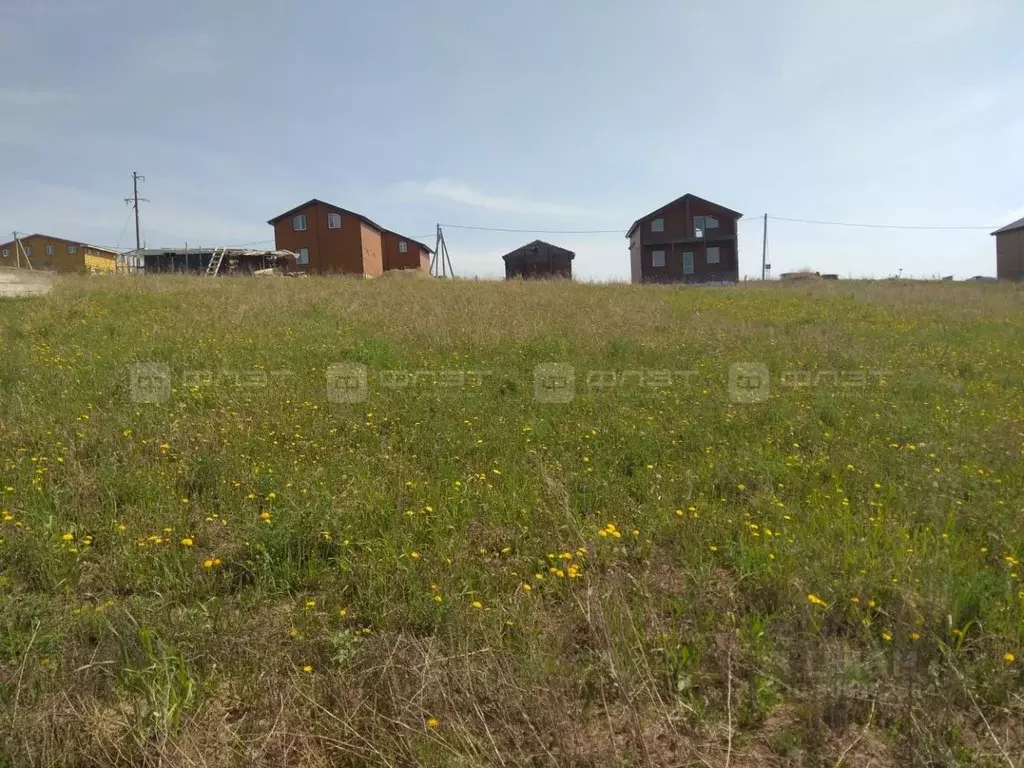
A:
[[1, 275, 1022, 766]]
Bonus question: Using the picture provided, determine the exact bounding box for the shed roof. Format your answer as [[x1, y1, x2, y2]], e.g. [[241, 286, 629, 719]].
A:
[[991, 215, 1024, 236], [625, 193, 743, 238]]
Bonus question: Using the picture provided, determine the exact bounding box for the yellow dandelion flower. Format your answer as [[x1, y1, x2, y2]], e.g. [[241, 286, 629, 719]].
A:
[[471, 601, 483, 610], [881, 631, 892, 642], [305, 600, 316, 609], [203, 559, 214, 568], [807, 593, 827, 607], [909, 632, 920, 641], [426, 717, 439, 729], [410, 551, 420, 560], [62, 533, 74, 541], [302, 664, 312, 673], [180, 537, 193, 547], [1004, 653, 1016, 664]]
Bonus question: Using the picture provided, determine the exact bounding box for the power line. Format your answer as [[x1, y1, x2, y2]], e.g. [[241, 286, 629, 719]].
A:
[[766, 215, 996, 231], [220, 238, 276, 249], [114, 209, 134, 251], [440, 223, 628, 234], [437, 213, 995, 236]]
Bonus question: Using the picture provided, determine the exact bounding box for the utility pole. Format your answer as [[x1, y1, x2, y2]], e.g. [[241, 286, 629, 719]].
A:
[[125, 171, 149, 254], [12, 232, 33, 270], [761, 213, 768, 280], [431, 224, 455, 278]]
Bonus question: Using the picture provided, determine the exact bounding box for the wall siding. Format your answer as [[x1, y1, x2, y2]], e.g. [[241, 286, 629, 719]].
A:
[[995, 230, 1024, 280]]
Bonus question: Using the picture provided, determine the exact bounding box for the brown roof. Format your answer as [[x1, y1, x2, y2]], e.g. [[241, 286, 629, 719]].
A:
[[625, 193, 743, 238], [991, 215, 1024, 236], [0, 233, 118, 256], [268, 199, 433, 252], [267, 198, 386, 233]]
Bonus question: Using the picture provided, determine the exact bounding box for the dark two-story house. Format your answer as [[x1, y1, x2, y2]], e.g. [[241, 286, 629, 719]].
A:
[[502, 240, 574, 279], [627, 194, 742, 284]]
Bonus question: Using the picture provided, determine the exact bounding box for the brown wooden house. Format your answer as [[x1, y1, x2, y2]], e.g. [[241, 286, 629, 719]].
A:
[[503, 240, 574, 279], [992, 215, 1024, 281], [627, 194, 742, 284], [382, 230, 432, 273], [268, 198, 430, 276]]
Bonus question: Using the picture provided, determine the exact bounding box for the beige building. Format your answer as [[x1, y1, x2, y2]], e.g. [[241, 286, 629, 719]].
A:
[[0, 234, 118, 273]]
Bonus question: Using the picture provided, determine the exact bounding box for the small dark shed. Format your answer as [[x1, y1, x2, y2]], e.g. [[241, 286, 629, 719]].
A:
[[502, 240, 574, 280]]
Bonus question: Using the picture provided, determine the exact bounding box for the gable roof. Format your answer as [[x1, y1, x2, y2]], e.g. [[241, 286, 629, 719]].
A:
[[625, 193, 743, 238], [991, 215, 1024, 236], [267, 198, 386, 233], [0, 234, 118, 256], [502, 239, 576, 262], [383, 230, 434, 254]]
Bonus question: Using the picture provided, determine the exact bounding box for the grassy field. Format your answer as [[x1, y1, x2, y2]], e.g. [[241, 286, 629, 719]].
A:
[[1, 275, 1022, 767]]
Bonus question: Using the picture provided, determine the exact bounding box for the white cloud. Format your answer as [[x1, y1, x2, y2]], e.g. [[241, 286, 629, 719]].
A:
[[398, 178, 595, 218]]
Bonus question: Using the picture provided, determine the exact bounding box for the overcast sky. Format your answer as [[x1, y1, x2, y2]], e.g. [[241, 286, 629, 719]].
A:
[[2, 0, 1022, 280]]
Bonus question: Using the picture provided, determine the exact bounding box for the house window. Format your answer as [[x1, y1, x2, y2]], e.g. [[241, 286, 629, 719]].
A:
[[683, 251, 694, 274], [1, 249, 8, 258], [293, 214, 307, 231], [651, 250, 666, 268], [24, 246, 32, 257], [45, 245, 55, 256], [706, 246, 720, 265], [327, 212, 341, 229], [651, 218, 664, 233], [398, 241, 408, 254], [693, 215, 718, 237], [68, 245, 77, 254], [295, 248, 309, 265]]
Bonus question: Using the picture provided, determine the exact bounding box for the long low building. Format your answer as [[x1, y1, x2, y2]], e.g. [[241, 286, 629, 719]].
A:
[[123, 247, 296, 274], [0, 233, 118, 273]]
